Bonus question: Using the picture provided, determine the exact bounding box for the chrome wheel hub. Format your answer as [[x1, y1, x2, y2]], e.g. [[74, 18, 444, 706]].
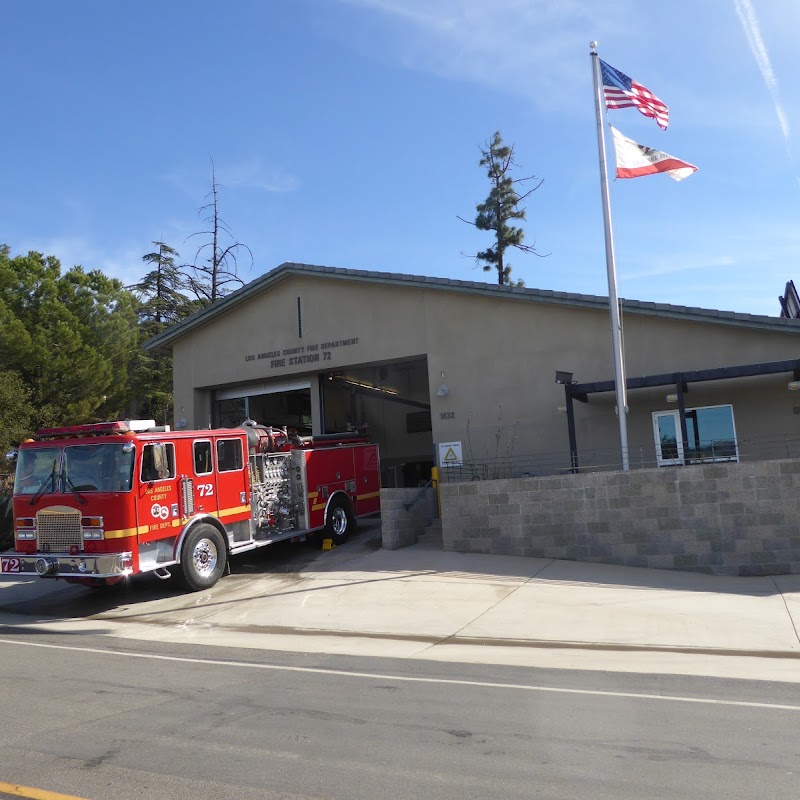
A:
[[192, 538, 218, 577], [331, 507, 348, 535]]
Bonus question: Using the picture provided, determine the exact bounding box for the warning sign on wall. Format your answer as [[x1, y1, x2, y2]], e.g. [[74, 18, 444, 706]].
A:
[[437, 441, 463, 467]]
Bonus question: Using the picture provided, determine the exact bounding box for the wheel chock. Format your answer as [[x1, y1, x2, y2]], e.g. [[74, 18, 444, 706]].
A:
[[322, 538, 336, 550]]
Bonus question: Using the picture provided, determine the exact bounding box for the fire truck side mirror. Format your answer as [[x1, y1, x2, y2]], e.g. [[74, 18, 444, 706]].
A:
[[5, 450, 18, 462]]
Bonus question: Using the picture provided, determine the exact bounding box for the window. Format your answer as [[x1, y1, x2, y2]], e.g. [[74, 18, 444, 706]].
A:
[[685, 406, 738, 462], [216, 438, 243, 472], [193, 440, 213, 476], [64, 444, 135, 492], [652, 404, 738, 467], [406, 411, 432, 433], [214, 397, 247, 428], [14, 447, 62, 496], [141, 443, 176, 482]]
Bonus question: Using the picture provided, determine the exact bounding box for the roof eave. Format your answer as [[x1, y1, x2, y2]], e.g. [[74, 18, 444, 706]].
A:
[[143, 262, 800, 351]]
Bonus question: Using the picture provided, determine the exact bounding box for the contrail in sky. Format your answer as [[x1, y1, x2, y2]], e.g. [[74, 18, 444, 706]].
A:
[[733, 0, 790, 145]]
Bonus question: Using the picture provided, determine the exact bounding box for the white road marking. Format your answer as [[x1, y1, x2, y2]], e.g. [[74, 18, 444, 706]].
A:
[[0, 636, 798, 712]]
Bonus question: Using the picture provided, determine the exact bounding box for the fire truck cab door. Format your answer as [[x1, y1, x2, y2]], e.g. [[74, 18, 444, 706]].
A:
[[211, 435, 249, 526], [138, 441, 181, 538], [190, 439, 217, 516]]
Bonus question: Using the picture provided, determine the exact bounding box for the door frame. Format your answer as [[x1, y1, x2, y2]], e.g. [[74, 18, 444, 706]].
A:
[[652, 410, 685, 467]]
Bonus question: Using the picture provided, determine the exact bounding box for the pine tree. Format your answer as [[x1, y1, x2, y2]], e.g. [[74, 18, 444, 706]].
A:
[[462, 131, 546, 286], [0, 246, 138, 428], [133, 241, 194, 326], [128, 242, 196, 424]]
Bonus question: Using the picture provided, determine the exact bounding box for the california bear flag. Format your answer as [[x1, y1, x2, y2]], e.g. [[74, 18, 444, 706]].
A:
[[610, 127, 698, 181]]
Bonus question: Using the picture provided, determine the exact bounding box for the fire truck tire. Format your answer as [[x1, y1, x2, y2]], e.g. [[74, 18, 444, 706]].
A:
[[325, 497, 355, 545], [177, 524, 227, 591]]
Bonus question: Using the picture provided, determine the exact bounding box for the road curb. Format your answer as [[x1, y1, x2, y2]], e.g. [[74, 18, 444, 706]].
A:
[[83, 614, 800, 660]]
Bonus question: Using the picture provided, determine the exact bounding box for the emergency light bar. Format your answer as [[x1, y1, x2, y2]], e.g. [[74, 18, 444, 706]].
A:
[[125, 419, 157, 431], [35, 421, 132, 439]]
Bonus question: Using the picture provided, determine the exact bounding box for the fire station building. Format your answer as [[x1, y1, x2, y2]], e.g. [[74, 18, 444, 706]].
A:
[[146, 262, 800, 487]]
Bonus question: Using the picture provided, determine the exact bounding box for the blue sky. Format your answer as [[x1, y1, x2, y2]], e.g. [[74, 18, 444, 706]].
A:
[[4, 1, 799, 316]]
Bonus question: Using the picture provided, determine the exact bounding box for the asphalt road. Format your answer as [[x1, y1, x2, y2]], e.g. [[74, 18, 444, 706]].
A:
[[0, 628, 798, 800]]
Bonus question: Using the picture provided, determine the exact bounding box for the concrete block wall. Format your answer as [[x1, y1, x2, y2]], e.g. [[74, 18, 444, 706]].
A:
[[380, 488, 438, 549], [439, 459, 800, 576]]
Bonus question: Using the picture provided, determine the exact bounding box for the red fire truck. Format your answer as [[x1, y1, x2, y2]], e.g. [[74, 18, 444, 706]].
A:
[[1, 420, 380, 591]]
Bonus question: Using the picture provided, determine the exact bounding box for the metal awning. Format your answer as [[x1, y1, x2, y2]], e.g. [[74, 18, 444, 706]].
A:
[[562, 358, 800, 471]]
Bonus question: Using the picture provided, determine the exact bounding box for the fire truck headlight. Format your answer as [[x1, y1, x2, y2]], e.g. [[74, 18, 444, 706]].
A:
[[81, 516, 105, 540], [15, 518, 35, 539]]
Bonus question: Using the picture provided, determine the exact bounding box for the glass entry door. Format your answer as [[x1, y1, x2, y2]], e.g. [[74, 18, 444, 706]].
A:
[[652, 411, 684, 466], [652, 405, 738, 467]]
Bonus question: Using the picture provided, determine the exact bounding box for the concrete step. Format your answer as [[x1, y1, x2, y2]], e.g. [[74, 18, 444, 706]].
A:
[[417, 517, 443, 549]]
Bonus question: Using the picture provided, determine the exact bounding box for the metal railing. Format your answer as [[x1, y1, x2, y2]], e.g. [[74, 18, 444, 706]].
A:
[[438, 433, 800, 484], [403, 478, 434, 512]]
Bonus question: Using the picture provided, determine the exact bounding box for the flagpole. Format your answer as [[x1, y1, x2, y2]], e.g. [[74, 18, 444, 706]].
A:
[[590, 41, 630, 471]]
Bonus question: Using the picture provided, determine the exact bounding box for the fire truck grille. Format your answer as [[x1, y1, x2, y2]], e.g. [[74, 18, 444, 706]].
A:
[[36, 509, 82, 552]]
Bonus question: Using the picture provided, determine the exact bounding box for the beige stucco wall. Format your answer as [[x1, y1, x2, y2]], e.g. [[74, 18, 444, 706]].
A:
[[423, 290, 800, 467], [168, 273, 800, 463], [173, 276, 427, 390]]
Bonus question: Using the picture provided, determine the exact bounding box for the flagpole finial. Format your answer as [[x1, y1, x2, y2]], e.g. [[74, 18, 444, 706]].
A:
[[589, 41, 598, 51]]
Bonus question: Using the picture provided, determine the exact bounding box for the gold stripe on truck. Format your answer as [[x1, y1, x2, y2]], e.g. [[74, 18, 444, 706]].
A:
[[105, 526, 148, 539], [218, 505, 251, 518]]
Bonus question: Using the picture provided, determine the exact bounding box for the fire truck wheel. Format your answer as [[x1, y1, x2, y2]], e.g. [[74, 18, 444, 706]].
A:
[[325, 497, 354, 545], [178, 524, 227, 591]]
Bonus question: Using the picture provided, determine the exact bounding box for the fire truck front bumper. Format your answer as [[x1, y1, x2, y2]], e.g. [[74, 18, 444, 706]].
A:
[[0, 552, 134, 579]]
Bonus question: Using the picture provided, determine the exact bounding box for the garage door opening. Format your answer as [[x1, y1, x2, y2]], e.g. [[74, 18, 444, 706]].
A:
[[321, 357, 433, 487], [212, 359, 434, 488], [214, 383, 312, 434]]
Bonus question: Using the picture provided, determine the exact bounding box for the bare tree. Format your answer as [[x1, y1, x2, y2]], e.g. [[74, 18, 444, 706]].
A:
[[184, 159, 252, 305]]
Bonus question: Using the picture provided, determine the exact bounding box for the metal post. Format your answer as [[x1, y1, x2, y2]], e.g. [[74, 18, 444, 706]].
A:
[[590, 42, 629, 470], [566, 387, 579, 473], [431, 466, 441, 518], [675, 376, 688, 465]]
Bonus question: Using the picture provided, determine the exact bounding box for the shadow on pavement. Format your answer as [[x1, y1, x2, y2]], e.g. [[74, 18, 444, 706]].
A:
[[1, 515, 797, 631]]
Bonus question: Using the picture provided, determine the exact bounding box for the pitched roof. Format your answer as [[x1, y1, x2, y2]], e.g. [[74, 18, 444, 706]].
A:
[[145, 261, 800, 351]]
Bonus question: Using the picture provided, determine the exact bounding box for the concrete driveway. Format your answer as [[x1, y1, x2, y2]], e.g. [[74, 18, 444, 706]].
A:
[[1, 517, 798, 682]]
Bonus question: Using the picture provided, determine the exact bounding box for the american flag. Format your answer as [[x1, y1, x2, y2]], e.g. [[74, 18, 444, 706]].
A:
[[600, 59, 669, 130]]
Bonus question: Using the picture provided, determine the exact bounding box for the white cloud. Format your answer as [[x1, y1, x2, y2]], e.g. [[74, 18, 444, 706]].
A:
[[11, 235, 146, 287], [336, 0, 630, 106], [164, 157, 300, 199], [619, 216, 800, 315], [219, 157, 300, 193], [733, 0, 791, 146], [624, 255, 736, 281]]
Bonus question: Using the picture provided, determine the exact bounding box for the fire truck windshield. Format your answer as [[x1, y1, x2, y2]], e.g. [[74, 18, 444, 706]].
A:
[[14, 447, 61, 496], [63, 444, 135, 492], [14, 443, 135, 495]]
